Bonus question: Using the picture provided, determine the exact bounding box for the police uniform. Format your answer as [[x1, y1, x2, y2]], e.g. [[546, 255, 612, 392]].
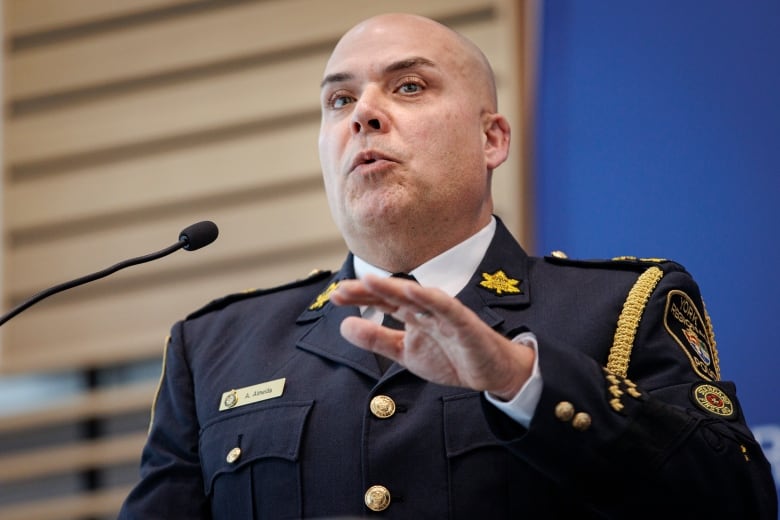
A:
[[119, 218, 777, 519]]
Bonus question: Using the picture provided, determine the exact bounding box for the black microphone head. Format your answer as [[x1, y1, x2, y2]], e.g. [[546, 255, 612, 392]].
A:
[[179, 221, 219, 251]]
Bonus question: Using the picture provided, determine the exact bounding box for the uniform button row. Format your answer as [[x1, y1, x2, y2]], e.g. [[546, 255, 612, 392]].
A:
[[554, 401, 591, 431], [366, 395, 395, 512], [366, 396, 394, 512]]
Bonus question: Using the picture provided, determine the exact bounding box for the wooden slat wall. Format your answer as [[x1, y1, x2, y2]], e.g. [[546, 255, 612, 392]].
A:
[[0, 0, 531, 517]]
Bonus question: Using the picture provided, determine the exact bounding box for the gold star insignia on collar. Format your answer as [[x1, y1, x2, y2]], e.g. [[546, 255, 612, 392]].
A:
[[479, 270, 522, 295], [309, 282, 339, 310]]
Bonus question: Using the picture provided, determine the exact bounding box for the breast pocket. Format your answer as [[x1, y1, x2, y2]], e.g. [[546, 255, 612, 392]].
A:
[[443, 393, 523, 519], [199, 401, 313, 520]]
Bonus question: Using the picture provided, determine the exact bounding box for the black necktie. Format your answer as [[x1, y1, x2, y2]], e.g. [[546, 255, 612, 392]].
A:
[[376, 273, 417, 373]]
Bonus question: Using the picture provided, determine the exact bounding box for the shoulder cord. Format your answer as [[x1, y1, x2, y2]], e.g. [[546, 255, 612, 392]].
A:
[[607, 266, 664, 377]]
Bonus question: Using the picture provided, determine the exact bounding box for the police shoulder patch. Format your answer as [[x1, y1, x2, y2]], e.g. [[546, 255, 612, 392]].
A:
[[663, 290, 719, 381], [186, 269, 333, 320], [690, 382, 736, 419]]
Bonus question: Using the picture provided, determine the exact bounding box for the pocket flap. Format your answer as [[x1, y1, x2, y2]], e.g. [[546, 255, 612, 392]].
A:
[[443, 393, 502, 457], [199, 401, 313, 494]]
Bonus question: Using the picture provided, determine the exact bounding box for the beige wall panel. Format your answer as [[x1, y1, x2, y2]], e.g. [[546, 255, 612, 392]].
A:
[[9, 0, 492, 99], [0, 431, 147, 484], [7, 54, 323, 165], [3, 246, 348, 373], [5, 0, 197, 37], [0, 486, 132, 520], [459, 19, 505, 67], [7, 121, 321, 231], [0, 380, 156, 432], [9, 188, 341, 296], [7, 0, 197, 36], [8, 16, 507, 167]]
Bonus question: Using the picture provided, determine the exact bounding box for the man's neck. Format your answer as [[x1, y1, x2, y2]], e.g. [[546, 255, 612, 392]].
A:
[[346, 216, 494, 274]]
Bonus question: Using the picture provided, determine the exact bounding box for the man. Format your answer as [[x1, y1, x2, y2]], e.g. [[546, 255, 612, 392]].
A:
[[119, 13, 777, 519]]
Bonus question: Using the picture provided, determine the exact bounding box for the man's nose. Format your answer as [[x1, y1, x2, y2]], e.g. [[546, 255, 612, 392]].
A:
[[351, 87, 387, 134]]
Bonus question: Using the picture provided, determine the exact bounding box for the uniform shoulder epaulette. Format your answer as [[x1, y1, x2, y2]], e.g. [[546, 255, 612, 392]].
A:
[[186, 269, 332, 321], [544, 251, 683, 272]]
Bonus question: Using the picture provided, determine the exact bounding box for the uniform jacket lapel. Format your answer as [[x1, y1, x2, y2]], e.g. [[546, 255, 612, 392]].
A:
[[295, 255, 384, 378], [454, 218, 531, 336]]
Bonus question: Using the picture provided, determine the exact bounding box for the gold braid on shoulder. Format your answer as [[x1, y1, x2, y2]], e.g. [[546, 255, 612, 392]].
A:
[[607, 266, 664, 377], [702, 301, 721, 380]]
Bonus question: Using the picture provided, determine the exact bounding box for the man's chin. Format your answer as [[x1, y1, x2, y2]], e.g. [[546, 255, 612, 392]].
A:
[[345, 206, 412, 235]]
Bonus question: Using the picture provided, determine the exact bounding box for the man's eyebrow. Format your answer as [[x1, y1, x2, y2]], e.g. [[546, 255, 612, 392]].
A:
[[320, 57, 436, 89], [384, 56, 436, 74], [320, 72, 353, 89]]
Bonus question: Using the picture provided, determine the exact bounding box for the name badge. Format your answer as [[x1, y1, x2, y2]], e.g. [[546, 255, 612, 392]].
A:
[[219, 378, 286, 411]]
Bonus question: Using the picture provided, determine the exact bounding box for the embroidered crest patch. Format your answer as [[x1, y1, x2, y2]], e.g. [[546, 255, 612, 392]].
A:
[[664, 290, 717, 381], [691, 383, 735, 419], [479, 270, 522, 295]]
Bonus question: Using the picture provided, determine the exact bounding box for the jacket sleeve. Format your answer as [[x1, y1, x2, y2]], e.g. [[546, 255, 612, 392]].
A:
[[483, 266, 778, 518], [118, 321, 212, 519]]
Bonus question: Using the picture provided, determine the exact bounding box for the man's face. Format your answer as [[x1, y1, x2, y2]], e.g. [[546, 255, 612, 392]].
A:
[[318, 15, 503, 257]]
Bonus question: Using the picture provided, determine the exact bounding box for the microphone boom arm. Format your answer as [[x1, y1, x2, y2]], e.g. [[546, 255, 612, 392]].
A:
[[0, 220, 218, 327], [0, 240, 185, 327]]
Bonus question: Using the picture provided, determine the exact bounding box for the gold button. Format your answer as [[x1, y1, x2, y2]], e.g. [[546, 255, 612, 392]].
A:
[[572, 412, 592, 431], [550, 250, 568, 259], [364, 485, 391, 512], [370, 395, 396, 419], [554, 401, 575, 421], [226, 447, 242, 464]]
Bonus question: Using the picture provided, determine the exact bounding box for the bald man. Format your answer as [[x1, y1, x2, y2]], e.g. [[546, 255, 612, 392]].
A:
[[119, 13, 776, 519]]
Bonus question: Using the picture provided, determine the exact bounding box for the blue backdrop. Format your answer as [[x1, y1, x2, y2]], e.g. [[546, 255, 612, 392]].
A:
[[534, 0, 779, 498]]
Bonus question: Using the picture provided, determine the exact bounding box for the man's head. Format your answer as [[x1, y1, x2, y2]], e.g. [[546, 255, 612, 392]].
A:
[[318, 13, 511, 272]]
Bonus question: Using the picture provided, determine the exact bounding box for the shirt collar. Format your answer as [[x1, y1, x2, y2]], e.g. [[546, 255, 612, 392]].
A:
[[353, 217, 496, 298]]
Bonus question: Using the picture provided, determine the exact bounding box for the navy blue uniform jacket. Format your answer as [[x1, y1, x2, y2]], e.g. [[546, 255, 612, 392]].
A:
[[119, 219, 777, 519]]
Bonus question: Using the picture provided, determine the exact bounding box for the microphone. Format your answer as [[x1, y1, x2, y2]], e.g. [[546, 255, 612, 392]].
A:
[[179, 220, 219, 251], [0, 220, 219, 327]]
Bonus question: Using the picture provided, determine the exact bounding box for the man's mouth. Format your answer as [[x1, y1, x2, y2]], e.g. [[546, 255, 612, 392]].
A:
[[350, 150, 396, 173]]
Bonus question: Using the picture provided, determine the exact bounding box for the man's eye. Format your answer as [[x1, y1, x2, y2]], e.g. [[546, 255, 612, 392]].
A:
[[330, 94, 355, 109], [398, 82, 422, 94]]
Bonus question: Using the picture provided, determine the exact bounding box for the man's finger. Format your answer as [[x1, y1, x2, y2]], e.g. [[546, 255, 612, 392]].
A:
[[340, 316, 404, 359]]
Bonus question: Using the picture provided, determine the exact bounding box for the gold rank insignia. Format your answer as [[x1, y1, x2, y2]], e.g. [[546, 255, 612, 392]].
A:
[[479, 270, 522, 295], [308, 281, 339, 310], [691, 383, 735, 419]]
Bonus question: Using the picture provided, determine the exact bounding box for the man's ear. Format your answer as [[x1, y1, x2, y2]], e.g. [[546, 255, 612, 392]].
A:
[[483, 113, 511, 170]]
